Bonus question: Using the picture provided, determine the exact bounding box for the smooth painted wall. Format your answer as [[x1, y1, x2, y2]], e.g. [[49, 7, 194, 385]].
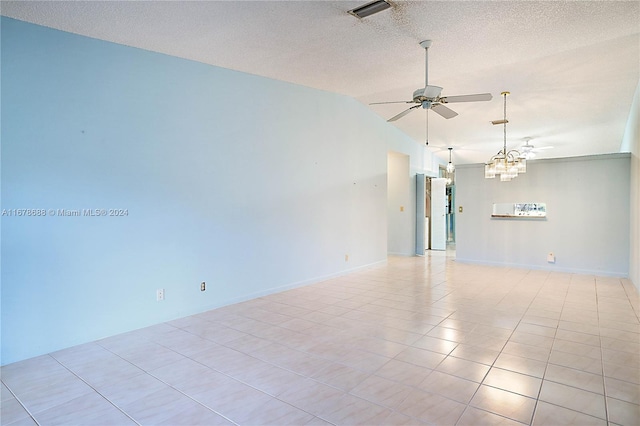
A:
[[387, 152, 412, 255], [0, 18, 423, 365], [622, 82, 639, 291], [456, 154, 631, 276]]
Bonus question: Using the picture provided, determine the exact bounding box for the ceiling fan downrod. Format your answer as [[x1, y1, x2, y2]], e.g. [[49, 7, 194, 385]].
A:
[[420, 40, 432, 88]]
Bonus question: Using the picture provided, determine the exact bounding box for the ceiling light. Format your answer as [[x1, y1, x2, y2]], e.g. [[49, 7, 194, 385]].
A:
[[348, 0, 392, 18], [485, 92, 526, 181], [446, 147, 455, 173]]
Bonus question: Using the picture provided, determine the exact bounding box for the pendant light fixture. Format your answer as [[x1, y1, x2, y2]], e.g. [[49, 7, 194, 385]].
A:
[[485, 92, 526, 181], [446, 147, 455, 173]]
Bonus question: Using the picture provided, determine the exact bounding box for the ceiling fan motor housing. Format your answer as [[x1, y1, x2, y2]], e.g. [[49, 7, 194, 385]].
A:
[[413, 85, 443, 103]]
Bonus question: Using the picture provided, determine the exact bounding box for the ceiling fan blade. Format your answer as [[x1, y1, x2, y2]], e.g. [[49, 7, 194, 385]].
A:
[[440, 93, 493, 103], [370, 100, 414, 105], [388, 105, 421, 122], [431, 103, 458, 119]]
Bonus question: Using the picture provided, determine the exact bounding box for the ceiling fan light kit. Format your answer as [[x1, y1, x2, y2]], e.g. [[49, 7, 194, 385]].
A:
[[370, 40, 493, 147], [485, 91, 526, 181], [348, 0, 392, 18]]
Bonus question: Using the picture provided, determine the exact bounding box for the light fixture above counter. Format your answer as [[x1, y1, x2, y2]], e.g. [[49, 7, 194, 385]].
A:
[[485, 92, 526, 181]]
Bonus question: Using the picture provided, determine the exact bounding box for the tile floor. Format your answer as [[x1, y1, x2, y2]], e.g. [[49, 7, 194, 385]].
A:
[[2, 253, 639, 425]]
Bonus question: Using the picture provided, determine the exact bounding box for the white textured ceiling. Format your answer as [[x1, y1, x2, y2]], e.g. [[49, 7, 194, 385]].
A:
[[2, 0, 639, 165]]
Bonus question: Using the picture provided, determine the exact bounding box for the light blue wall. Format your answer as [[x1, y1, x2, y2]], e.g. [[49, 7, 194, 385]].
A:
[[456, 154, 631, 276], [0, 18, 421, 365]]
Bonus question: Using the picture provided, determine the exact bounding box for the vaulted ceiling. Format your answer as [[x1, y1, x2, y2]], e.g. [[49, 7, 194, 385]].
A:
[[2, 1, 639, 164]]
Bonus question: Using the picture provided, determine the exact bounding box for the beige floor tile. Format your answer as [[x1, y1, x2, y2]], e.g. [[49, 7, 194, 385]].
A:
[[555, 329, 601, 347], [462, 333, 509, 351], [349, 336, 409, 358], [494, 353, 546, 378], [394, 346, 446, 370], [548, 350, 603, 375], [603, 362, 640, 385], [557, 319, 600, 335], [552, 338, 602, 360], [438, 318, 478, 333], [1, 361, 83, 398], [539, 380, 606, 420], [277, 378, 346, 417], [270, 348, 334, 377], [449, 343, 501, 366], [601, 347, 640, 367], [509, 331, 554, 351], [514, 323, 557, 339], [311, 362, 370, 392], [157, 405, 233, 425], [367, 409, 421, 425], [532, 401, 606, 425], [119, 387, 206, 425], [601, 335, 640, 355], [99, 372, 171, 407], [0, 397, 33, 425], [368, 327, 423, 345], [191, 380, 273, 421], [113, 341, 187, 372], [436, 355, 491, 383], [520, 315, 559, 329], [241, 364, 305, 397], [426, 325, 469, 342], [544, 363, 604, 394], [457, 406, 528, 426], [607, 397, 640, 426], [182, 322, 249, 345], [605, 376, 640, 405], [411, 335, 459, 354], [598, 318, 640, 334], [222, 396, 314, 425], [372, 358, 432, 387], [319, 393, 393, 425], [418, 370, 479, 404], [470, 385, 536, 424], [34, 392, 135, 425], [598, 326, 640, 343], [149, 358, 234, 395], [0, 382, 12, 402], [7, 371, 95, 415], [49, 343, 114, 369], [502, 341, 551, 362], [483, 367, 542, 398], [396, 388, 467, 424], [350, 374, 414, 409]]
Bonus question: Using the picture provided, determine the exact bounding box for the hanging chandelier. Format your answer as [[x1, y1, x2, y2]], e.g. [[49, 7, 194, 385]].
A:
[[485, 92, 526, 181]]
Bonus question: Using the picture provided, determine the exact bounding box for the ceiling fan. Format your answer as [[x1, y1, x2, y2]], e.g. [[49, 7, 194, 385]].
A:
[[521, 137, 554, 159], [371, 40, 493, 122]]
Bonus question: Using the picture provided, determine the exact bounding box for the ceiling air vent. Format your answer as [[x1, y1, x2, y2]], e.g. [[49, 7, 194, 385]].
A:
[[348, 0, 392, 18]]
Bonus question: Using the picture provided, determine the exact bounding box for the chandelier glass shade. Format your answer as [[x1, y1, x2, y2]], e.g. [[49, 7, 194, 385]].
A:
[[446, 147, 455, 173], [485, 92, 526, 181]]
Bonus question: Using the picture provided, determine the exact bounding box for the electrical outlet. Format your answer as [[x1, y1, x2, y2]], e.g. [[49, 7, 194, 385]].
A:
[[345, 254, 349, 262], [156, 288, 165, 301], [547, 252, 556, 263], [200, 281, 206, 291]]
